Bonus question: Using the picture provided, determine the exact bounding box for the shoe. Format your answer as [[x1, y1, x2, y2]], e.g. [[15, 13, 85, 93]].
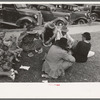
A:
[[28, 52, 34, 57], [10, 69, 18, 74], [35, 48, 43, 54], [9, 73, 15, 81], [8, 69, 15, 81], [41, 74, 50, 78], [14, 70, 18, 74], [15, 58, 20, 62], [42, 80, 48, 83]]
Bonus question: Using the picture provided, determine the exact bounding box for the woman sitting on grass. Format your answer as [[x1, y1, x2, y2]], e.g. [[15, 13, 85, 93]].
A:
[[72, 32, 94, 63], [41, 21, 57, 47]]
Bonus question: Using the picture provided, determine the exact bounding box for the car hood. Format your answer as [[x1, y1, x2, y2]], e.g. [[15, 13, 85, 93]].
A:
[[72, 11, 89, 14], [18, 8, 41, 15], [53, 11, 69, 16]]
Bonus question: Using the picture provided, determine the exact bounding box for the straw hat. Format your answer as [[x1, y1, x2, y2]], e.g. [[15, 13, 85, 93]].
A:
[[61, 25, 68, 32], [47, 22, 55, 29]]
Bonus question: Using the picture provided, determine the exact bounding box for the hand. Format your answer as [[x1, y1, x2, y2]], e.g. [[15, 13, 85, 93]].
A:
[[45, 41, 50, 45], [68, 50, 72, 55]]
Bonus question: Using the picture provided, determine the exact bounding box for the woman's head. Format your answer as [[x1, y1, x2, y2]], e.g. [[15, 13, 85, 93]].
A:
[[56, 38, 68, 50], [61, 25, 69, 35], [82, 32, 91, 41]]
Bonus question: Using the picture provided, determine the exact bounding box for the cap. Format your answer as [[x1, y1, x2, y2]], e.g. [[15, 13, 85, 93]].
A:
[[82, 32, 91, 40]]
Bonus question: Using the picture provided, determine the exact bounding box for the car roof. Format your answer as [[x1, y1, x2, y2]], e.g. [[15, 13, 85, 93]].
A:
[[62, 4, 78, 7], [32, 4, 55, 7], [91, 4, 100, 6]]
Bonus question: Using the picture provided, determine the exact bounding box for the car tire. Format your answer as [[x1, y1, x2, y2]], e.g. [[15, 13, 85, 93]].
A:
[[90, 14, 97, 22], [55, 20, 65, 26], [77, 19, 86, 24], [21, 21, 31, 28]]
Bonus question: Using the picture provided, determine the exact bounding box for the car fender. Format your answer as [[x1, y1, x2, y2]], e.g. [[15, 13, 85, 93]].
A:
[[90, 13, 98, 17], [16, 16, 37, 27], [53, 17, 68, 25], [74, 17, 88, 22]]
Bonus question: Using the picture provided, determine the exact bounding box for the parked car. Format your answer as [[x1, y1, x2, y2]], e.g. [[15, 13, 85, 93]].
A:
[[0, 4, 43, 28], [29, 4, 56, 12], [29, 4, 91, 25], [58, 4, 80, 12], [29, 4, 69, 26], [90, 5, 100, 21]]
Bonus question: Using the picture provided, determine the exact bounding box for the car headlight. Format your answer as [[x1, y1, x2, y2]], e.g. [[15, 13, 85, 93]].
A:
[[65, 16, 69, 20], [85, 12, 90, 18], [85, 13, 87, 16], [34, 15, 38, 19]]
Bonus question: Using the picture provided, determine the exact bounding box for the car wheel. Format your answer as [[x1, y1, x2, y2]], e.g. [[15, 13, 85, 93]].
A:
[[90, 14, 97, 21], [77, 19, 86, 24], [21, 21, 31, 28], [55, 20, 65, 26]]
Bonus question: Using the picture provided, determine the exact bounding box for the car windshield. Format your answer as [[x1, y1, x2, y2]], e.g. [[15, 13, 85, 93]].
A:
[[16, 4, 28, 9], [94, 6, 100, 10]]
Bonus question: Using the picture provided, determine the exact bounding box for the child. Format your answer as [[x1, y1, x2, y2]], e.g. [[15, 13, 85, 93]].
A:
[[55, 25, 74, 49]]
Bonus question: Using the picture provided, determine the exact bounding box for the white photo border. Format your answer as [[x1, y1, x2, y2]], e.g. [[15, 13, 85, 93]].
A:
[[0, 0, 100, 98]]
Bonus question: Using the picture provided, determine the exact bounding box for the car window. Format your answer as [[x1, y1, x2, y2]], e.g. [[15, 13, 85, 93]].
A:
[[16, 4, 27, 9], [95, 6, 100, 10], [2, 4, 15, 9], [0, 4, 2, 9], [39, 5, 47, 11]]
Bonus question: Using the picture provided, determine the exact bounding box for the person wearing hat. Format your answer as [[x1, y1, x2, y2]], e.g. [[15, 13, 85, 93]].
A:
[[72, 32, 95, 63], [18, 24, 43, 57], [41, 21, 57, 47], [42, 38, 75, 79], [55, 25, 74, 48], [18, 24, 36, 48], [55, 25, 95, 62]]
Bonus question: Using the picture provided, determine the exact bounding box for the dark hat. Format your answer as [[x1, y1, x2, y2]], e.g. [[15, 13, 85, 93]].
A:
[[61, 25, 68, 32], [57, 38, 68, 50], [82, 32, 91, 40]]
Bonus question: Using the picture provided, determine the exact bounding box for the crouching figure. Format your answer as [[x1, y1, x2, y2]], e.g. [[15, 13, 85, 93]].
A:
[[42, 38, 75, 79]]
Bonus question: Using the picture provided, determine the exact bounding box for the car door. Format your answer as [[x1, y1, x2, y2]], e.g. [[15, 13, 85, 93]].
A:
[[92, 6, 100, 18], [2, 4, 19, 23], [37, 5, 55, 22]]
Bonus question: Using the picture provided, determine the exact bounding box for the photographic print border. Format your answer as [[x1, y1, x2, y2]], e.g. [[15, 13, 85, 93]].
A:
[[0, 0, 100, 99]]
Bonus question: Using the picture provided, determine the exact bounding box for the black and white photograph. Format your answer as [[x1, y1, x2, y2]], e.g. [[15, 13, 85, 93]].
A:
[[0, 2, 99, 83]]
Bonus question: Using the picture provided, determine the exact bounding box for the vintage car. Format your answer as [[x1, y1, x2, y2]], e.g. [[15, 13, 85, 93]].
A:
[[55, 4, 80, 12], [0, 4, 43, 28], [90, 5, 100, 21], [28, 4, 69, 26], [29, 4, 91, 25]]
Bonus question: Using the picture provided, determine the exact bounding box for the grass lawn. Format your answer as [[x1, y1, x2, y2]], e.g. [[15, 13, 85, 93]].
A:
[[0, 31, 100, 82]]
